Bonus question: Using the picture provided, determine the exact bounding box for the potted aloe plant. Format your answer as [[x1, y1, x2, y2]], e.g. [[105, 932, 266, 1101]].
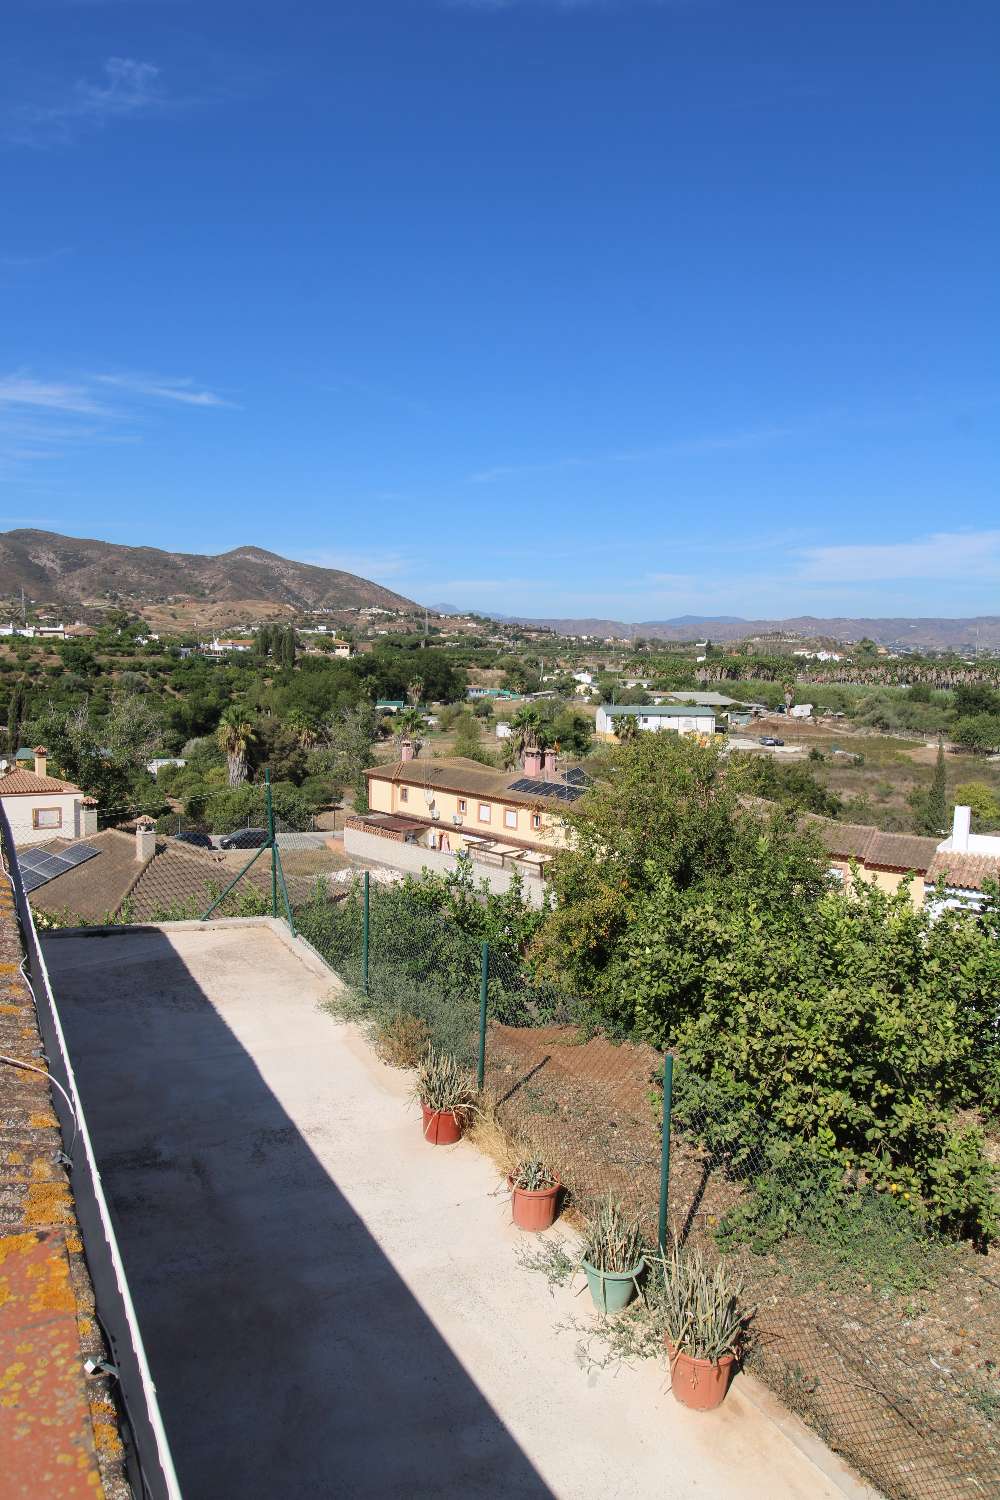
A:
[[411, 1047, 477, 1145], [508, 1159, 561, 1232], [579, 1195, 645, 1312], [659, 1244, 750, 1411]]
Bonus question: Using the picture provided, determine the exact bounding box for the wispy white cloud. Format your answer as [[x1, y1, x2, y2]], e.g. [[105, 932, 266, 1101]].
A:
[[797, 529, 1000, 584], [0, 247, 72, 271], [0, 376, 107, 416], [469, 456, 588, 484], [0, 367, 234, 482], [5, 57, 164, 146], [94, 372, 237, 408], [469, 424, 800, 484]]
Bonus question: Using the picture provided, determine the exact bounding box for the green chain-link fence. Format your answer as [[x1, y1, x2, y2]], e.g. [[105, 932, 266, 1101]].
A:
[[287, 869, 1000, 1500]]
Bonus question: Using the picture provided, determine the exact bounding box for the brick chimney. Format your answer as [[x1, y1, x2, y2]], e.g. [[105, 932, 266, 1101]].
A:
[[135, 816, 156, 862], [542, 748, 557, 779], [34, 746, 48, 778], [81, 797, 98, 837], [523, 747, 542, 776], [400, 737, 415, 763], [951, 804, 971, 852]]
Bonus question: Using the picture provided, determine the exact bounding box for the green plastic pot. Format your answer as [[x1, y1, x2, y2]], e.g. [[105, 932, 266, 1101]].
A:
[[581, 1256, 645, 1313]]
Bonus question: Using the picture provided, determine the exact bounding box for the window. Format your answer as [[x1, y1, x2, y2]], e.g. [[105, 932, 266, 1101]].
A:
[[478, 803, 491, 823], [399, 786, 408, 802], [531, 813, 541, 831], [458, 799, 467, 813], [504, 808, 517, 830], [33, 806, 62, 830]]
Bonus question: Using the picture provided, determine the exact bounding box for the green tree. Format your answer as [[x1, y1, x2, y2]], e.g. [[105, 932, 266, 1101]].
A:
[[530, 733, 826, 1008], [923, 739, 948, 835], [953, 781, 1000, 830], [30, 690, 161, 815], [279, 627, 297, 669], [621, 872, 998, 1242], [216, 708, 255, 787], [953, 714, 1000, 754], [5, 679, 25, 758], [311, 702, 379, 809]]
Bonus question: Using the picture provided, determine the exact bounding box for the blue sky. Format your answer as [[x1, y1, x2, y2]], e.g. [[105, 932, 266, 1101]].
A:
[[2, 0, 997, 621]]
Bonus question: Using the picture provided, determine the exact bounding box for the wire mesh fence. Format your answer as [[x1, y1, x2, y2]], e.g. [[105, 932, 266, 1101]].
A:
[[287, 871, 1000, 1500]]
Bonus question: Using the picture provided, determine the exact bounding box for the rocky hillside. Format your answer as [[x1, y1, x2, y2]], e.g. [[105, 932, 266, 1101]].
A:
[[0, 530, 418, 613]]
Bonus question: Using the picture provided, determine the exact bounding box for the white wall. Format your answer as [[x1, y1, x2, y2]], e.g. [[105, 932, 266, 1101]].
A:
[[343, 826, 549, 906], [3, 792, 82, 846]]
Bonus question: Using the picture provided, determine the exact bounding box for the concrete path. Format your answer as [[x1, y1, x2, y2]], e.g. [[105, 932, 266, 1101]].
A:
[[44, 921, 864, 1500]]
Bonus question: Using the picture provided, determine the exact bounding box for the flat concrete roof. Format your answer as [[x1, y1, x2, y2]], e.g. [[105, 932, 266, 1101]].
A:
[[43, 920, 864, 1500]]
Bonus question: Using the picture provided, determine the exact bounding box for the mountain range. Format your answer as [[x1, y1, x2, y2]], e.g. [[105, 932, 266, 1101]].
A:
[[0, 530, 418, 615], [507, 615, 1000, 651]]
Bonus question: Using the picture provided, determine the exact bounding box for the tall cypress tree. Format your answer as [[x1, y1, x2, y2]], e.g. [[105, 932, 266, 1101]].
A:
[[6, 680, 25, 759], [926, 738, 948, 835]]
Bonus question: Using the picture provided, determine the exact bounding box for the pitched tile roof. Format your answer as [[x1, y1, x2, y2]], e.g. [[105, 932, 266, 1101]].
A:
[[30, 830, 150, 925], [797, 815, 938, 874], [864, 831, 939, 873], [927, 850, 1000, 893], [0, 767, 81, 796]]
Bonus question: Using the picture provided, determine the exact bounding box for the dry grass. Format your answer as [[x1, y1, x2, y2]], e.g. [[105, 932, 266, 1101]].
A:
[[373, 1010, 431, 1068]]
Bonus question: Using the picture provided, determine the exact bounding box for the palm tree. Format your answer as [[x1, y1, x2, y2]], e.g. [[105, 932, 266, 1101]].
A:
[[394, 706, 425, 754], [216, 709, 255, 787], [615, 713, 640, 743], [503, 706, 551, 769], [286, 709, 319, 750]]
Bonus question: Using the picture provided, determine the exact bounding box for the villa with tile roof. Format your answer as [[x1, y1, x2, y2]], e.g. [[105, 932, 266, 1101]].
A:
[[0, 747, 96, 847]]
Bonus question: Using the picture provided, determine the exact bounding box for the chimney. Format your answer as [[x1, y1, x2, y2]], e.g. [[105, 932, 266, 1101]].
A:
[[400, 737, 415, 763], [81, 797, 98, 838], [542, 748, 557, 779], [951, 805, 971, 852], [523, 746, 542, 776], [34, 745, 48, 778], [135, 816, 156, 863]]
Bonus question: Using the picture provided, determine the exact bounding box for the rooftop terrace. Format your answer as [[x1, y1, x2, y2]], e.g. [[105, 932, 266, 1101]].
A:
[[39, 918, 860, 1500]]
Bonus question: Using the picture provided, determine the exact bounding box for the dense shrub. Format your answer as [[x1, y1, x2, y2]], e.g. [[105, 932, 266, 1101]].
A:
[[623, 874, 1000, 1242]]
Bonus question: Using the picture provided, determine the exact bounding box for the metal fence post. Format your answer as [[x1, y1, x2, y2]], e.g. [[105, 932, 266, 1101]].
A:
[[477, 941, 489, 1090], [265, 768, 277, 919], [658, 1052, 673, 1254], [362, 870, 370, 994]]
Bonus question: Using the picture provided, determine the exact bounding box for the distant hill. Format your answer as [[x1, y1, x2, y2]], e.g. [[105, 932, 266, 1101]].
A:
[[0, 530, 418, 614], [507, 614, 1000, 651]]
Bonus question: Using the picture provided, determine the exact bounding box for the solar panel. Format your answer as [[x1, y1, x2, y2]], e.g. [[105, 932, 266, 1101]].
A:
[[20, 854, 67, 878], [563, 768, 591, 786], [508, 777, 584, 803], [18, 842, 99, 894]]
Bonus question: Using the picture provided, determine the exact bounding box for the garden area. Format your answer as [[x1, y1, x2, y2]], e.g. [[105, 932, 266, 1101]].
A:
[[291, 731, 1000, 1500]]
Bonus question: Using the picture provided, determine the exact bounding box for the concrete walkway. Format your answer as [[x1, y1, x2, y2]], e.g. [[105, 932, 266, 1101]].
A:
[[44, 921, 866, 1500]]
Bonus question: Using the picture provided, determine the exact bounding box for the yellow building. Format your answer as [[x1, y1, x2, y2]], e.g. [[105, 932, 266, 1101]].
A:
[[363, 753, 580, 857]]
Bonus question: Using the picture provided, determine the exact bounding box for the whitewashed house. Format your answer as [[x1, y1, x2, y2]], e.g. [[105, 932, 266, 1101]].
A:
[[0, 748, 96, 846]]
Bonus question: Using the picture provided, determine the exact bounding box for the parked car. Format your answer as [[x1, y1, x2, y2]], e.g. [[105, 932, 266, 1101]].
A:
[[758, 736, 785, 747], [174, 831, 214, 849], [219, 828, 269, 850]]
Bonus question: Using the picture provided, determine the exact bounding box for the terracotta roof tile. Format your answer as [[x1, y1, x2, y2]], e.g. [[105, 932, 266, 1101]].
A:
[[864, 831, 938, 873], [30, 830, 149, 925], [927, 850, 1000, 893], [0, 768, 81, 796]]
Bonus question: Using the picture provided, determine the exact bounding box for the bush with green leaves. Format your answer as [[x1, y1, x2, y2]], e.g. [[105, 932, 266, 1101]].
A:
[[627, 874, 999, 1243]]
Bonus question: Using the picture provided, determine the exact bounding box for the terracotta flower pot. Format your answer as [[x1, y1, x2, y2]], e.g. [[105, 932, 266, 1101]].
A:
[[508, 1175, 561, 1232], [666, 1339, 737, 1411], [421, 1103, 463, 1145]]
